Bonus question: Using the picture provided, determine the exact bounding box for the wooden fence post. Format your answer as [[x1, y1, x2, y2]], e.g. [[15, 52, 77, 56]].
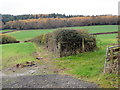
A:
[[104, 47, 109, 73], [82, 38, 85, 52], [58, 42, 61, 57]]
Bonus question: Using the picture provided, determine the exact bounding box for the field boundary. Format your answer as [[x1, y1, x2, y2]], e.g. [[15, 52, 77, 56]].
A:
[[104, 46, 119, 74], [90, 31, 118, 35], [1, 30, 18, 34]]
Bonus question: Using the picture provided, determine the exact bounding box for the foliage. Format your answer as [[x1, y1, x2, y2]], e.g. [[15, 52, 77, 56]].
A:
[[2, 13, 107, 24], [32, 29, 96, 57], [53, 29, 94, 42], [2, 13, 79, 24], [0, 34, 17, 44], [31, 34, 46, 45], [3, 16, 118, 30]]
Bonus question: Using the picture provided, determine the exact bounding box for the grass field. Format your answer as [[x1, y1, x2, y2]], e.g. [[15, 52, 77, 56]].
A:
[[1, 42, 36, 69], [6, 25, 118, 41], [2, 25, 118, 88], [0, 30, 12, 33], [7, 29, 55, 41], [66, 25, 118, 33]]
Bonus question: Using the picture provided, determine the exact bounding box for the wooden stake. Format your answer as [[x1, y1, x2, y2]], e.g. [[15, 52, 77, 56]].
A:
[[82, 38, 85, 52]]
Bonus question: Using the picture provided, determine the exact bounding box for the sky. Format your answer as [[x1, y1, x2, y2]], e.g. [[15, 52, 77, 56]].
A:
[[0, 0, 119, 15]]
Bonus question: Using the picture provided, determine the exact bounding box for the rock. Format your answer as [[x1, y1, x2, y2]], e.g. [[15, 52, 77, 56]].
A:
[[16, 64, 21, 68], [19, 64, 26, 68], [36, 57, 43, 60]]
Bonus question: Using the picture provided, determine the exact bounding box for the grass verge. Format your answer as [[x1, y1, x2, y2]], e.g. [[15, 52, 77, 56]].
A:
[[1, 42, 36, 69]]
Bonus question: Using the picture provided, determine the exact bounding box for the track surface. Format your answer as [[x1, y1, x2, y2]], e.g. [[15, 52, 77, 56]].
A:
[[2, 74, 98, 88], [2, 61, 99, 88]]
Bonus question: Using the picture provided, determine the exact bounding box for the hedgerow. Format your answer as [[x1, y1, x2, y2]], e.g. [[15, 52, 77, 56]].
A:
[[32, 29, 96, 57], [0, 34, 17, 44]]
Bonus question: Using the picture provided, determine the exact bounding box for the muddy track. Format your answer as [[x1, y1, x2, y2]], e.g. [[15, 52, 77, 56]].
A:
[[2, 62, 99, 88], [2, 46, 99, 88]]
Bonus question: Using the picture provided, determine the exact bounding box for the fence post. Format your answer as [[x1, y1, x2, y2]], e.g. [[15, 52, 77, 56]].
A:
[[82, 38, 85, 52], [104, 47, 109, 73], [58, 42, 61, 57], [110, 49, 113, 64]]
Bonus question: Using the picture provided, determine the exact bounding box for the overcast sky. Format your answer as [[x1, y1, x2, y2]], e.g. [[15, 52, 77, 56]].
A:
[[0, 0, 119, 15]]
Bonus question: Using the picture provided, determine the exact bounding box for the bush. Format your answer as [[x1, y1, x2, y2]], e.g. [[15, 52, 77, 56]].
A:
[[0, 34, 17, 44], [31, 34, 47, 45], [32, 29, 96, 57]]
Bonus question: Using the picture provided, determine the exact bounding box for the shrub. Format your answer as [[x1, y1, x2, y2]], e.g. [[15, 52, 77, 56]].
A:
[[31, 34, 47, 45], [32, 29, 96, 57], [0, 34, 17, 44]]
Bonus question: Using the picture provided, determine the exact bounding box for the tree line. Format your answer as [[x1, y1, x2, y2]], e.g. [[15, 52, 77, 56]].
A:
[[2, 13, 113, 24], [2, 13, 86, 24], [2, 15, 118, 30]]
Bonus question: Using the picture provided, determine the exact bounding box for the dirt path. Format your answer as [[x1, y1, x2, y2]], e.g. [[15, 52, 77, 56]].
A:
[[2, 74, 98, 88], [2, 46, 99, 88]]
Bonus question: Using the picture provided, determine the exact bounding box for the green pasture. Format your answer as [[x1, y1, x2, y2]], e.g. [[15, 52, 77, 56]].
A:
[[0, 30, 12, 32], [66, 25, 118, 33], [1, 42, 36, 69], [96, 34, 117, 45], [6, 25, 118, 41], [7, 29, 55, 41]]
